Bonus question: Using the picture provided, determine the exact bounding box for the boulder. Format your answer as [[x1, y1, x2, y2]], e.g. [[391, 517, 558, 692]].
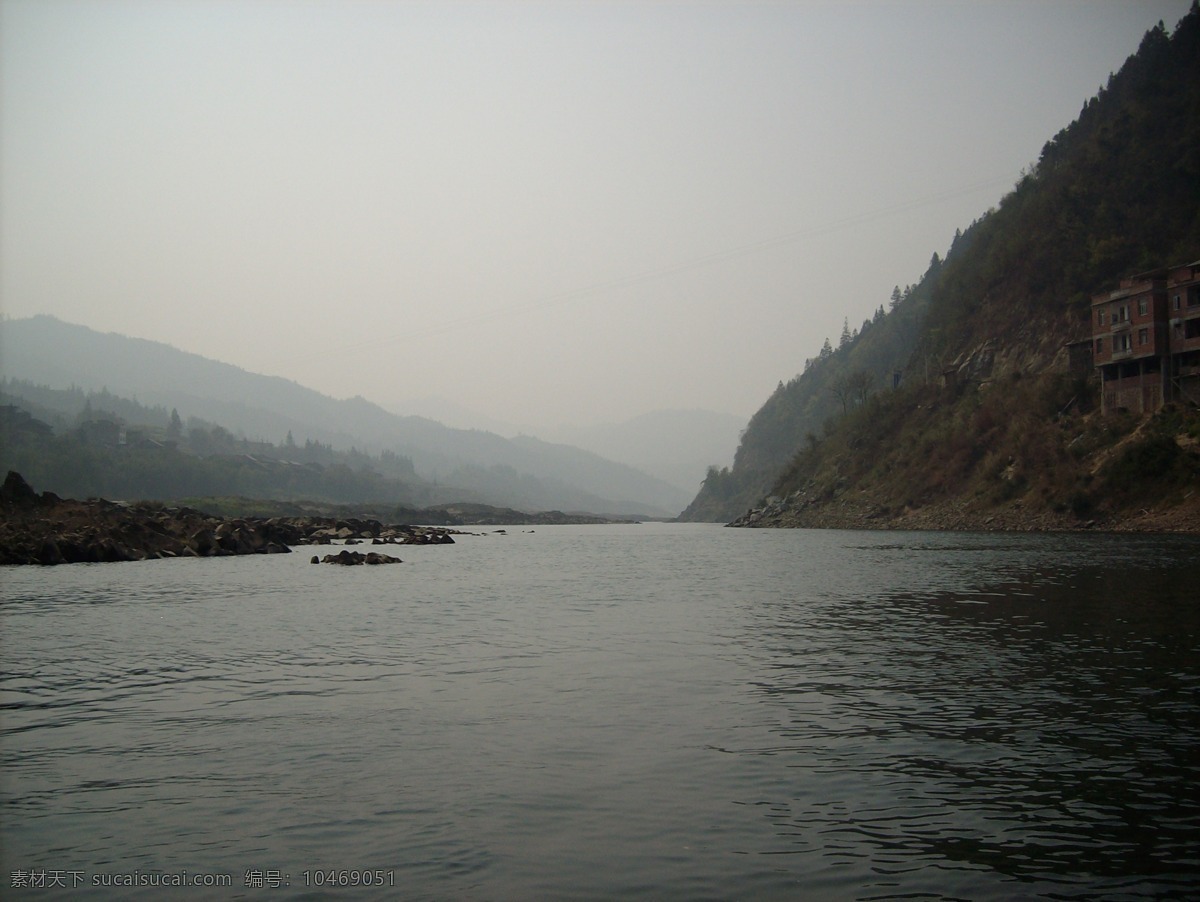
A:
[[1, 471, 40, 508], [364, 551, 402, 565], [320, 549, 402, 565]]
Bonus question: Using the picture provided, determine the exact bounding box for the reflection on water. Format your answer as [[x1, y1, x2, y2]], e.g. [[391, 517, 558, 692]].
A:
[[1, 525, 1198, 899], [736, 535, 1199, 898]]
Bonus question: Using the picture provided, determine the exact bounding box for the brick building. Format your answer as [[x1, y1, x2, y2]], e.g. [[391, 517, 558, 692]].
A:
[[1092, 261, 1200, 413]]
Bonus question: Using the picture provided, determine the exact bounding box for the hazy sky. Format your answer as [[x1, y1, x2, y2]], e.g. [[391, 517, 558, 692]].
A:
[[1, 0, 1191, 435]]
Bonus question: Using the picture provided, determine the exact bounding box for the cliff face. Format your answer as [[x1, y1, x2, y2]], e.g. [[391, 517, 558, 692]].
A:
[[685, 8, 1200, 530]]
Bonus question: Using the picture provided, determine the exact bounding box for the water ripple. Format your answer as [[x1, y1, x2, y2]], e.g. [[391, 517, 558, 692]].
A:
[[2, 526, 1198, 899]]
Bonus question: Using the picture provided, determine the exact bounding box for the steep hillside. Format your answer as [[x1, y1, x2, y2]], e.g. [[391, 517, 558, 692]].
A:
[[737, 378, 1200, 533], [686, 7, 1200, 528], [0, 317, 688, 516], [681, 254, 934, 521], [914, 12, 1200, 381]]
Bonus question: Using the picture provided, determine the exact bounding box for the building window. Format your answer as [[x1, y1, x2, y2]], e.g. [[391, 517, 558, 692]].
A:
[[1139, 327, 1149, 345], [1174, 294, 1182, 311], [1117, 333, 1132, 352], [1098, 309, 1106, 325], [1096, 337, 1104, 354], [1138, 297, 1148, 316]]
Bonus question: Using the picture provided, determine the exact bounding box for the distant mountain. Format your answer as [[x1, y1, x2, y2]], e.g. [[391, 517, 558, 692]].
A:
[[0, 315, 690, 516], [385, 395, 524, 436], [685, 9, 1200, 529], [380, 400, 747, 495], [547, 409, 744, 496]]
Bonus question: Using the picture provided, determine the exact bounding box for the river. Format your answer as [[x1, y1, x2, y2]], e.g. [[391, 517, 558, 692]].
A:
[[2, 523, 1198, 899]]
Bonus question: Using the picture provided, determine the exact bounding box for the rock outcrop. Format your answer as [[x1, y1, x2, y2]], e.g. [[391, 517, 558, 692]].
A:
[[0, 472, 460, 565], [313, 549, 403, 565]]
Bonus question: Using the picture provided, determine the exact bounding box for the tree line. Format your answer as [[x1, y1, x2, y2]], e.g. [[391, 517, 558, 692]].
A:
[[0, 380, 424, 506]]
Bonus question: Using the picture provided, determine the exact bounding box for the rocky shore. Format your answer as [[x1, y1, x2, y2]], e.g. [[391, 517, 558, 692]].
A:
[[0, 472, 460, 566], [728, 489, 1200, 533]]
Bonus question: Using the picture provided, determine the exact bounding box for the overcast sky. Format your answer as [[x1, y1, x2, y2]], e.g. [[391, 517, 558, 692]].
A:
[[1, 0, 1191, 435]]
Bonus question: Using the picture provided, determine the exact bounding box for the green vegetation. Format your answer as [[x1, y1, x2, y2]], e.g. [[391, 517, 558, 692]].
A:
[[1, 317, 691, 517], [680, 251, 937, 520], [1096, 406, 1200, 507], [916, 14, 1200, 368], [683, 6, 1200, 526], [771, 370, 1197, 517], [1, 380, 426, 507], [0, 375, 684, 516]]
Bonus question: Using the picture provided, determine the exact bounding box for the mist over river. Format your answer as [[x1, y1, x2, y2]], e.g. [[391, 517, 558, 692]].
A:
[[2, 523, 1198, 899]]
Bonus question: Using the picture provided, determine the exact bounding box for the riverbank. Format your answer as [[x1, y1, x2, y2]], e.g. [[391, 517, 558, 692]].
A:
[[728, 491, 1200, 533], [0, 472, 460, 565]]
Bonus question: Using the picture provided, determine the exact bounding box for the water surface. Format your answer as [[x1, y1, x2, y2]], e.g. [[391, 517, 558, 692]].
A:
[[3, 524, 1198, 898]]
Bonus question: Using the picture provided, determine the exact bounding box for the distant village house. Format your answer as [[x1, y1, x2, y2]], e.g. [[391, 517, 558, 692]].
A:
[[1092, 261, 1200, 414]]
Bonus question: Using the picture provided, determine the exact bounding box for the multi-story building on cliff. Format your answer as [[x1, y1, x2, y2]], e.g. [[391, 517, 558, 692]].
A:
[[1092, 262, 1200, 413]]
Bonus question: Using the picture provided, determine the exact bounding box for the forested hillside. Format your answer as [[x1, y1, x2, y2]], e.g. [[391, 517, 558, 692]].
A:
[[2, 380, 438, 509], [683, 7, 1200, 527], [0, 379, 679, 516], [681, 267, 933, 520], [0, 319, 689, 516]]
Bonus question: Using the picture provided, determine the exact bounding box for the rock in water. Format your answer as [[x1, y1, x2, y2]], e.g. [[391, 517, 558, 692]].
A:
[[320, 549, 402, 565]]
